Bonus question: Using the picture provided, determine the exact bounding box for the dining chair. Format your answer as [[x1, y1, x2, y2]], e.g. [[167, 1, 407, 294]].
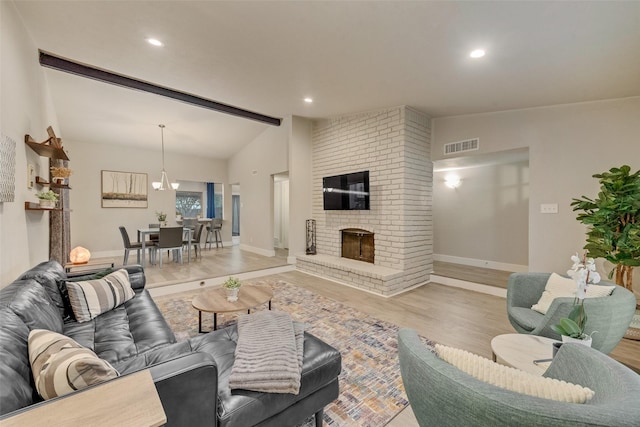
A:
[[184, 223, 205, 259], [182, 218, 198, 228], [148, 223, 160, 243], [206, 218, 223, 249], [119, 226, 155, 265], [155, 227, 184, 268]]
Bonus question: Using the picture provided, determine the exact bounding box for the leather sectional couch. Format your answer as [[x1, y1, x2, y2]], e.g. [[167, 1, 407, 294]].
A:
[[0, 260, 341, 426]]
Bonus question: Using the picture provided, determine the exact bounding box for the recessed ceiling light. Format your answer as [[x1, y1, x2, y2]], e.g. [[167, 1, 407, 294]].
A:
[[470, 49, 485, 59], [304, 97, 313, 103], [147, 38, 164, 47]]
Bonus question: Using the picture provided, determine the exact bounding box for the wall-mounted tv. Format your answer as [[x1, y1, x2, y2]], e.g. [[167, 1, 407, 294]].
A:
[[323, 171, 370, 210]]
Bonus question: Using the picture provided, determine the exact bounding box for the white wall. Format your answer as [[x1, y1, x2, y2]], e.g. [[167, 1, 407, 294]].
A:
[[432, 97, 640, 278], [228, 117, 290, 256], [433, 158, 529, 268], [287, 116, 313, 261], [273, 178, 289, 249], [67, 139, 227, 257], [1, 1, 59, 285]]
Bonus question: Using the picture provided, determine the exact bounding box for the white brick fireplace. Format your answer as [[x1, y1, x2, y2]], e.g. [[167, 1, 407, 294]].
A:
[[297, 106, 433, 296]]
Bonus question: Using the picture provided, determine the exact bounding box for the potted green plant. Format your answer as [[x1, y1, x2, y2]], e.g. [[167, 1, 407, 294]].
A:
[[571, 165, 640, 293], [35, 190, 59, 208], [156, 211, 168, 227], [223, 276, 241, 302]]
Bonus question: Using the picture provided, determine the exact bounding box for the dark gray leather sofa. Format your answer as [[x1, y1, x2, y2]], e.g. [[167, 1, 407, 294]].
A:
[[0, 260, 341, 426]]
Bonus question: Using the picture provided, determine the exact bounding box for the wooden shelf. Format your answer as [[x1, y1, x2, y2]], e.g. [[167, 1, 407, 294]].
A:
[[35, 176, 71, 189], [25, 134, 69, 160], [24, 201, 62, 211]]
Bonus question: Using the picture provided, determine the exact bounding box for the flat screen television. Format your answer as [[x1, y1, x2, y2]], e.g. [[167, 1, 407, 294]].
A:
[[323, 171, 370, 210]]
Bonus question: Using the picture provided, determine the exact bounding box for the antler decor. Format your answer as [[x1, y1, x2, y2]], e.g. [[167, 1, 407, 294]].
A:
[[24, 126, 69, 160]]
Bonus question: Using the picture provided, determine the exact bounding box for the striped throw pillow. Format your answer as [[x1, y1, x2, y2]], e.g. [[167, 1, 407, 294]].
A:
[[66, 269, 135, 323], [28, 329, 119, 400]]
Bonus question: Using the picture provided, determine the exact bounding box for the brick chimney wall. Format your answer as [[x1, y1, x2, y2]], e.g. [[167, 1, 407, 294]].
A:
[[303, 106, 433, 295]]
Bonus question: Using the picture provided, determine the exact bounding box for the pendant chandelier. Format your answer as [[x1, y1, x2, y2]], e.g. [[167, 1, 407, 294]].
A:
[[151, 124, 179, 191]]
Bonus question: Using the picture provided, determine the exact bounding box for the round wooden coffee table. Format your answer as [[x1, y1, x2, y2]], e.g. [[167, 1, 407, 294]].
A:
[[192, 285, 273, 333], [491, 334, 559, 375]]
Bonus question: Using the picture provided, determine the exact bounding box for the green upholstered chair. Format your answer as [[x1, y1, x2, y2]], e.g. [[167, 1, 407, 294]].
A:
[[398, 328, 640, 427], [506, 272, 636, 354]]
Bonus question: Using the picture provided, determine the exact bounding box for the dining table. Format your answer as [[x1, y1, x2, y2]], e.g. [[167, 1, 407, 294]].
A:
[[137, 227, 193, 268]]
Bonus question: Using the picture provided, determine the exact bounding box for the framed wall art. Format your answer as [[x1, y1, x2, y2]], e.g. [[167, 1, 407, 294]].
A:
[[101, 170, 148, 208], [0, 133, 16, 202]]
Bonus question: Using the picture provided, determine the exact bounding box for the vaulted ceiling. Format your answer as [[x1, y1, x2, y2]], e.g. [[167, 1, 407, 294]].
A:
[[13, 1, 640, 159]]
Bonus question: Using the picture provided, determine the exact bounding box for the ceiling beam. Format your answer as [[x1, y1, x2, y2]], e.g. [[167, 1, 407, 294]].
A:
[[39, 50, 282, 127]]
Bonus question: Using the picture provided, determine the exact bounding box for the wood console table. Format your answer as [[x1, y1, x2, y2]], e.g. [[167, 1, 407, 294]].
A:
[[0, 370, 166, 427], [64, 258, 115, 274]]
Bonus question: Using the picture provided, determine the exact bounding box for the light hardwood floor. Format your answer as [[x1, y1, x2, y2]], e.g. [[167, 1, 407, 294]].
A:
[[433, 260, 513, 288], [102, 247, 640, 426]]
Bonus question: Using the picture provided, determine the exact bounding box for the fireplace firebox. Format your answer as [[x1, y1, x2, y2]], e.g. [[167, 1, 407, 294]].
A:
[[341, 228, 374, 264]]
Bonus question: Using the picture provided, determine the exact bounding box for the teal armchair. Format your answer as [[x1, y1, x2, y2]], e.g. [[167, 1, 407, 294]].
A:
[[506, 272, 636, 354], [398, 328, 640, 427]]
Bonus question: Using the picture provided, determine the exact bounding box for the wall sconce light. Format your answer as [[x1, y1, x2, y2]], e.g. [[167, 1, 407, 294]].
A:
[[445, 174, 462, 189]]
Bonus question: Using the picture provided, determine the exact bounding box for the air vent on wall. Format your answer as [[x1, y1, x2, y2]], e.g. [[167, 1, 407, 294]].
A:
[[444, 138, 479, 155]]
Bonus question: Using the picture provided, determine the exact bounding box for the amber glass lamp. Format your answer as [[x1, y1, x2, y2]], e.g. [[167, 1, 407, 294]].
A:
[[69, 246, 91, 264]]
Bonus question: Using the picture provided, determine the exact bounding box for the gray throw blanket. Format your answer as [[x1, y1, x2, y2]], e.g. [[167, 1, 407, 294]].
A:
[[229, 310, 304, 394]]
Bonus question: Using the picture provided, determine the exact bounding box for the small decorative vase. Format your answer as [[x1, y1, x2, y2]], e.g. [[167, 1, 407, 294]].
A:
[[39, 199, 55, 209], [52, 177, 66, 185], [225, 288, 239, 302], [160, 221, 167, 227], [561, 335, 592, 347]]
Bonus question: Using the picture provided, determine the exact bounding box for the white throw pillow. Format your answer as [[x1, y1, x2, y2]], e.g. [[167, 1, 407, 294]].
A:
[[435, 344, 594, 404], [531, 273, 616, 314], [531, 273, 576, 314]]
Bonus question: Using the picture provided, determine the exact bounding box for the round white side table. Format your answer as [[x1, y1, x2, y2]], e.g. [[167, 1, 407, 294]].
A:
[[491, 334, 559, 375]]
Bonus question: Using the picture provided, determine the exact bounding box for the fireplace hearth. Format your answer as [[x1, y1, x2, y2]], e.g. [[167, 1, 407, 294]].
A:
[[341, 228, 374, 264]]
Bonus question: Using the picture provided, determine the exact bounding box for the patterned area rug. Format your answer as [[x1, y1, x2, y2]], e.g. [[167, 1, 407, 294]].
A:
[[152, 279, 410, 426]]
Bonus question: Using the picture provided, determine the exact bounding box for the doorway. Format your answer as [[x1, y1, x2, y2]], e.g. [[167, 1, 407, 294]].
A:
[[231, 184, 240, 245], [273, 173, 289, 250], [432, 148, 529, 280]]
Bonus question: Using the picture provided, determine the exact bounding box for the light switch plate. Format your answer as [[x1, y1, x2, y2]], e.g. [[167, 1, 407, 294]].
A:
[[540, 203, 559, 214]]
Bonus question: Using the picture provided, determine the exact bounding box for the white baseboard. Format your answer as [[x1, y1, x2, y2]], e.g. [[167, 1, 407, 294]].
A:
[[434, 254, 528, 273], [429, 274, 507, 298], [239, 244, 276, 257]]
